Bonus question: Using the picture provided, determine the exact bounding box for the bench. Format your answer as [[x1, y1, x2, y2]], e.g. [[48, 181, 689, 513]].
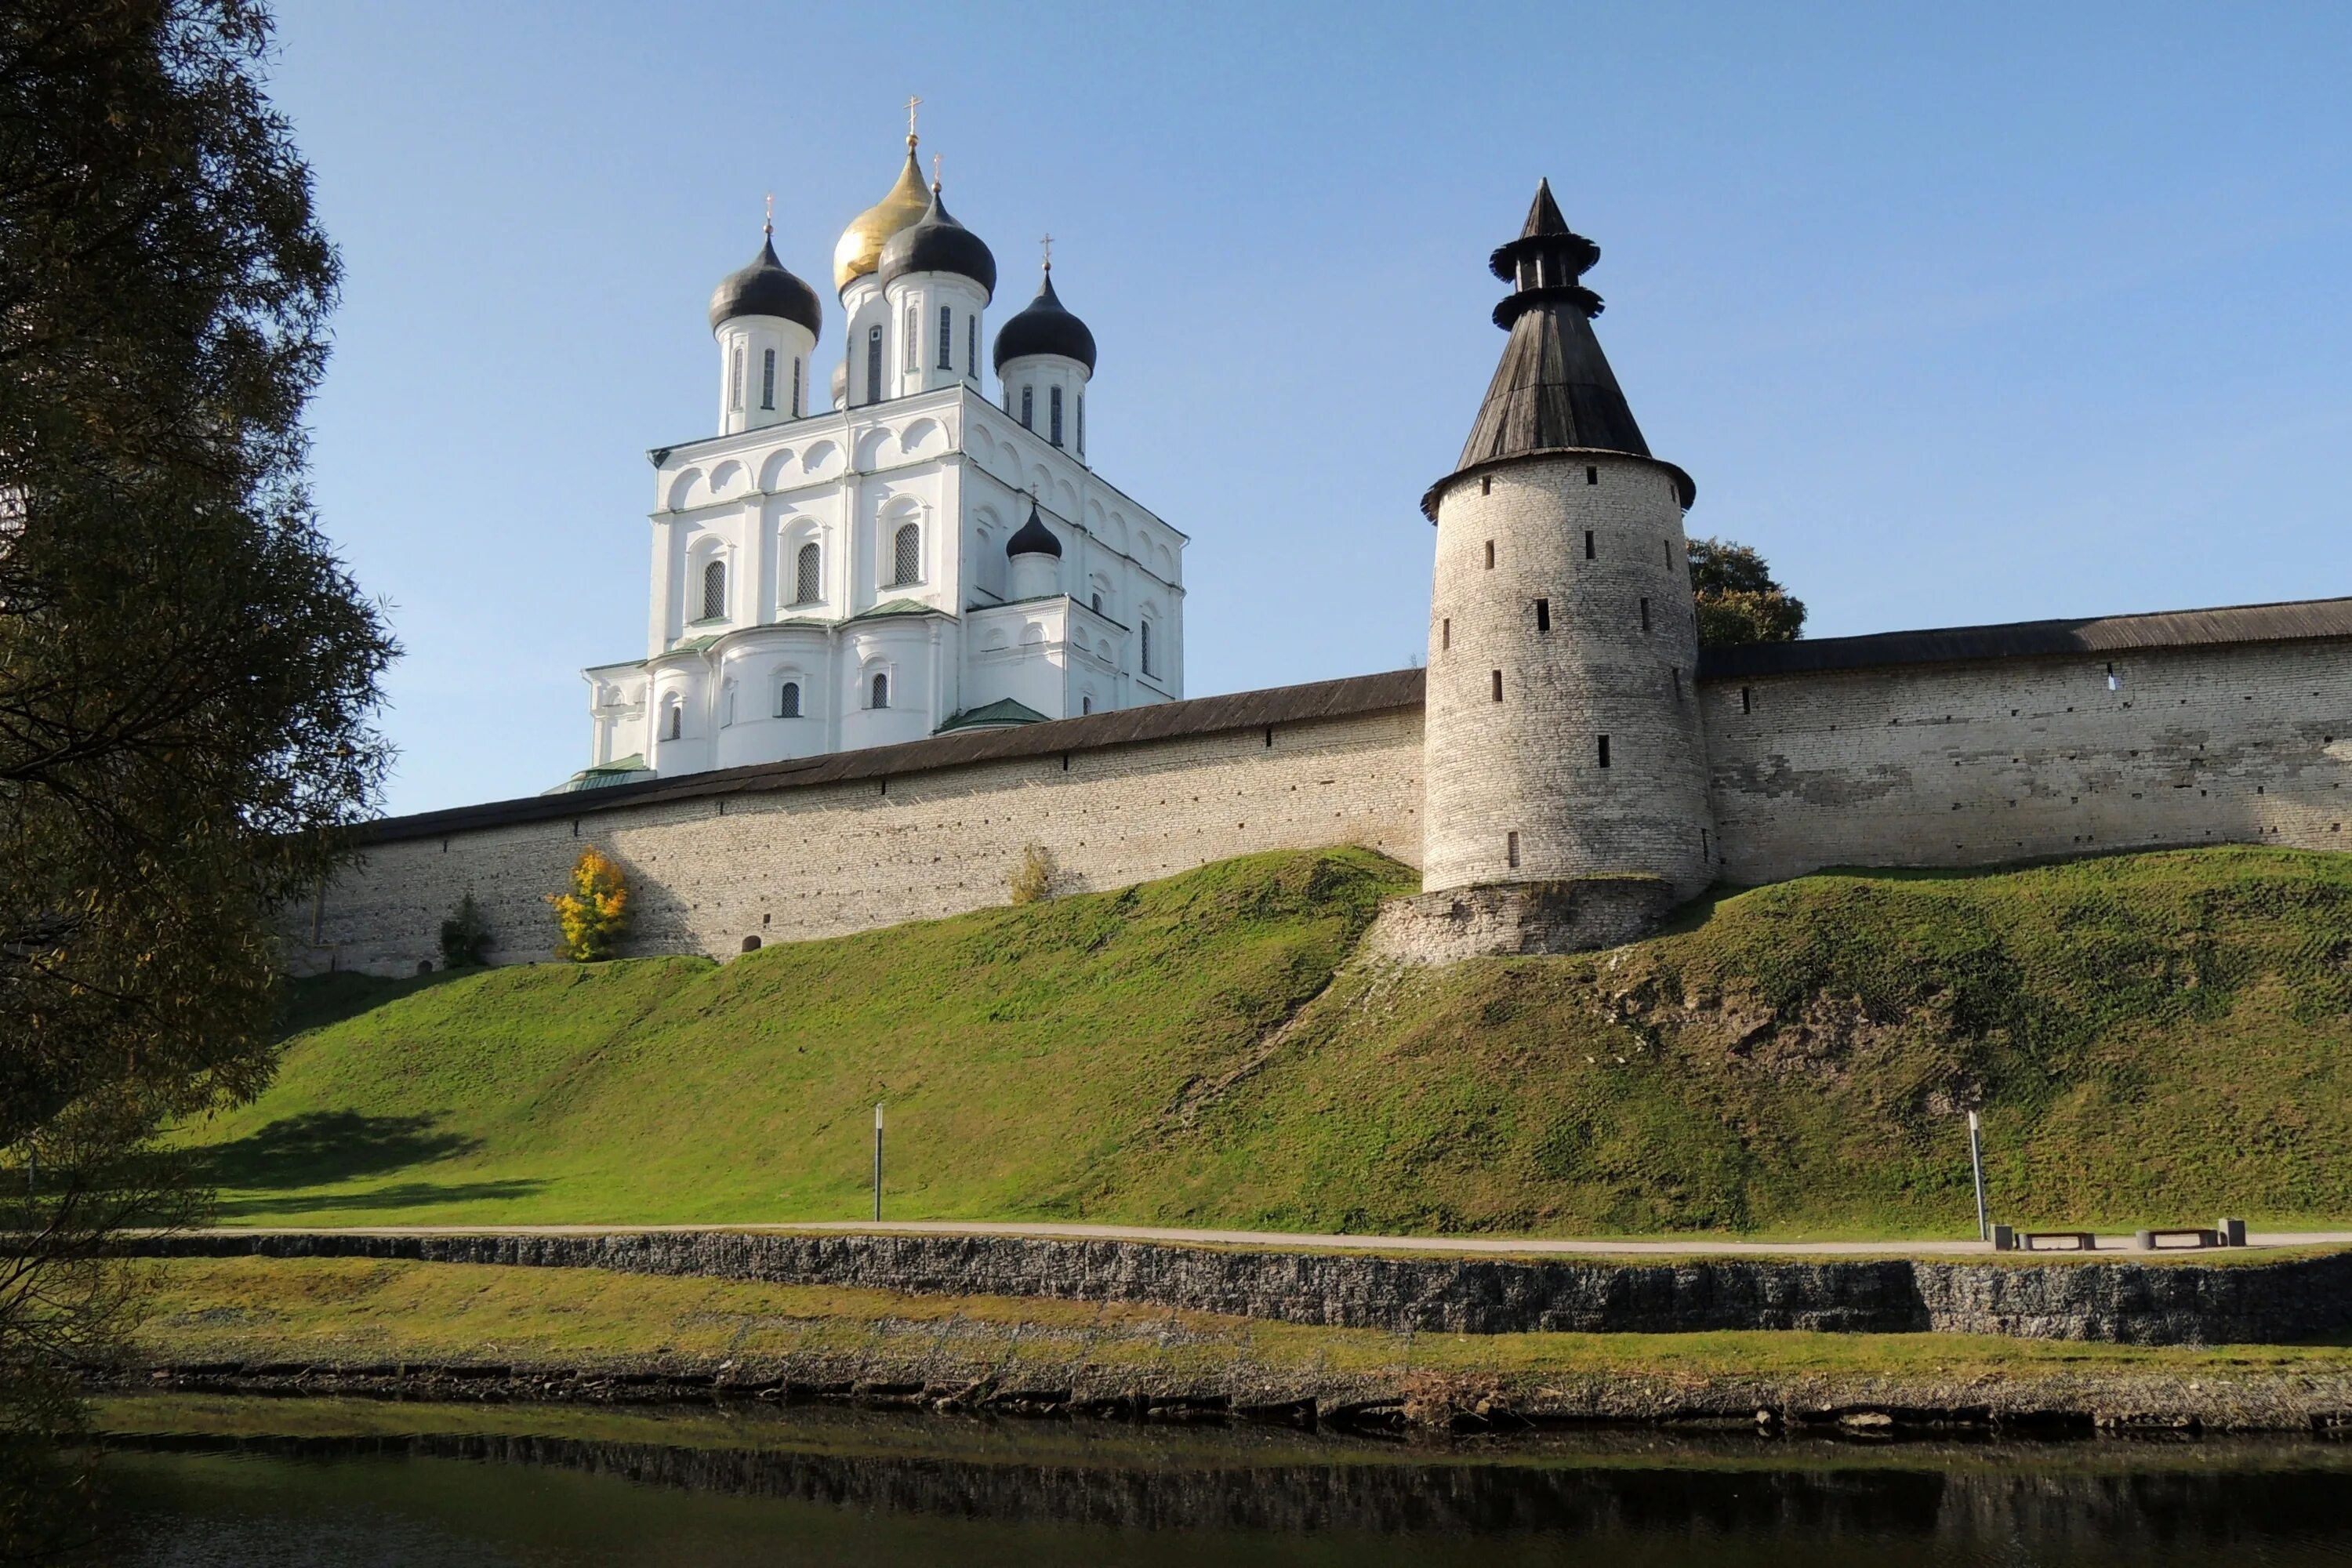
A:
[[2136, 1228, 2220, 1250], [2020, 1231, 2098, 1252]]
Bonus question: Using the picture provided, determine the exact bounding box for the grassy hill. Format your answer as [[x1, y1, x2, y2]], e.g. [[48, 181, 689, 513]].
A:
[[178, 845, 2352, 1237]]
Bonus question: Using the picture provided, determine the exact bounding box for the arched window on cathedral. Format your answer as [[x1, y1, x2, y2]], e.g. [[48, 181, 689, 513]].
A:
[[1050, 386, 1064, 447], [967, 317, 978, 379], [1019, 385, 1033, 430], [663, 698, 682, 741], [700, 558, 726, 621], [760, 349, 775, 411], [891, 522, 920, 587], [870, 671, 890, 710], [1140, 619, 1155, 678], [1076, 391, 1085, 457], [904, 305, 918, 376], [937, 306, 952, 371], [793, 541, 820, 605], [866, 326, 882, 405], [720, 678, 737, 728], [790, 357, 802, 417], [776, 680, 801, 719]]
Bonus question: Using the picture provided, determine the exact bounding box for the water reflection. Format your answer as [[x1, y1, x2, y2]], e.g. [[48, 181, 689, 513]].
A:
[[83, 1399, 2352, 1566]]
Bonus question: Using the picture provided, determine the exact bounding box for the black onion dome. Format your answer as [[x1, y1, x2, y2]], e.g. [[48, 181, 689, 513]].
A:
[[993, 265, 1096, 373], [709, 232, 822, 336], [877, 183, 996, 299], [1005, 501, 1062, 557]]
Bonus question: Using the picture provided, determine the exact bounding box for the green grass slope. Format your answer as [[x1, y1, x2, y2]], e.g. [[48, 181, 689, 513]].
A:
[[182, 846, 2352, 1236]]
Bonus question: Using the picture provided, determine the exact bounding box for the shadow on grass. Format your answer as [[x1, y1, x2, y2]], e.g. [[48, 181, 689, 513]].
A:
[[212, 1178, 547, 1219], [195, 1110, 484, 1191]]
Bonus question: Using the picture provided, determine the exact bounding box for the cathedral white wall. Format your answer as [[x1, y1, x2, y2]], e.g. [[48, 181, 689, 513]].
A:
[[599, 386, 1182, 782]]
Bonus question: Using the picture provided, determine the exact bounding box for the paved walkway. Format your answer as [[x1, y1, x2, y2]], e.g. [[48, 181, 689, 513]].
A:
[[196, 1219, 2352, 1258]]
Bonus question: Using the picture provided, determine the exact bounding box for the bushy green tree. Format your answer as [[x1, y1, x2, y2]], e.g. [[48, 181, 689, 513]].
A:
[[0, 0, 394, 1467], [439, 894, 495, 969], [1689, 536, 1806, 648]]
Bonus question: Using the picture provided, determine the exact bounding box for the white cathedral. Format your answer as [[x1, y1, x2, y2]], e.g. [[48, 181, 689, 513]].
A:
[[564, 124, 1187, 790]]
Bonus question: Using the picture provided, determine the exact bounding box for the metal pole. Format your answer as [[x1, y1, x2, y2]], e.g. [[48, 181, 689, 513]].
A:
[[872, 1102, 884, 1224], [1967, 1110, 1989, 1241]]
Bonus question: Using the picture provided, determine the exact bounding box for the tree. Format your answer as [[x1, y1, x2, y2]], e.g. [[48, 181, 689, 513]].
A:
[[549, 848, 630, 960], [438, 893, 495, 969], [1688, 536, 1806, 648], [0, 0, 394, 1463]]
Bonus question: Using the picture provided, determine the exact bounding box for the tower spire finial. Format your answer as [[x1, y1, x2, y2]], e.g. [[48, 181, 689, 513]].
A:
[[1040, 231, 1053, 271], [905, 93, 921, 147], [931, 152, 941, 193], [763, 191, 773, 238]]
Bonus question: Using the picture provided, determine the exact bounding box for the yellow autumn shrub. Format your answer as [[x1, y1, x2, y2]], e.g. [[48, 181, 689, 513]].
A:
[[547, 847, 630, 961]]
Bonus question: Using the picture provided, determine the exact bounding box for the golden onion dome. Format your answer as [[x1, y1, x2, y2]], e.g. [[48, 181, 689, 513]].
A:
[[832, 140, 931, 293]]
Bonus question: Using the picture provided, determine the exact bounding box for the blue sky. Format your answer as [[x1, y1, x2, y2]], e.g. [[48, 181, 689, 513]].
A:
[[266, 2, 2352, 815]]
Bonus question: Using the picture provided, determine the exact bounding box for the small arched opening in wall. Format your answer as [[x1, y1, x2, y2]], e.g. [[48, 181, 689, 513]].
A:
[[774, 669, 805, 719], [659, 691, 684, 742]]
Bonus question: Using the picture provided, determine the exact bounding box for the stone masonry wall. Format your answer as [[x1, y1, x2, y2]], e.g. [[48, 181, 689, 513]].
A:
[[132, 1229, 2352, 1345], [1702, 637, 2352, 886], [299, 707, 1424, 976]]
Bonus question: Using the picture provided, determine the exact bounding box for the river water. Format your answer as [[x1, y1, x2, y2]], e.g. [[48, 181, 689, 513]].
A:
[[70, 1396, 2352, 1566]]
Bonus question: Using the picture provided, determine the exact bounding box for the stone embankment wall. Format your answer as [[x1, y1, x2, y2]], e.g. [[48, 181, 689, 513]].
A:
[[1706, 637, 2352, 886], [136, 1231, 2352, 1347]]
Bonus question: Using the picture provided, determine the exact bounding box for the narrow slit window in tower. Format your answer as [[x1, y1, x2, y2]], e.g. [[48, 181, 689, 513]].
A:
[[938, 306, 953, 370], [1535, 598, 1550, 632], [1484, 540, 1495, 569], [1020, 385, 1033, 430], [1506, 831, 1520, 869], [1076, 392, 1085, 456], [1740, 686, 1753, 714], [1664, 539, 1673, 569], [729, 346, 745, 410], [904, 306, 918, 375], [1672, 666, 1683, 702], [791, 358, 802, 416], [1441, 618, 1450, 650], [1490, 670, 1503, 702], [1585, 466, 1598, 485], [866, 327, 882, 404], [1050, 387, 1065, 447], [967, 318, 978, 378], [1598, 735, 1611, 768], [1481, 475, 1491, 495], [1584, 530, 1595, 560], [1640, 597, 1651, 632], [760, 349, 775, 410], [1701, 826, 1710, 861]]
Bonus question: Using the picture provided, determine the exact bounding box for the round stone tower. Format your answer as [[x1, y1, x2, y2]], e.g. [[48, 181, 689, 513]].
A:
[[1414, 182, 1713, 947]]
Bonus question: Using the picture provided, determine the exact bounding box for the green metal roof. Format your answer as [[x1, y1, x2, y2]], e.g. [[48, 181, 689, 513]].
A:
[[934, 698, 1047, 734]]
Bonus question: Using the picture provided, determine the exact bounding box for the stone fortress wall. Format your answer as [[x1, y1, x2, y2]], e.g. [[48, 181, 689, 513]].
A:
[[298, 600, 2352, 977]]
